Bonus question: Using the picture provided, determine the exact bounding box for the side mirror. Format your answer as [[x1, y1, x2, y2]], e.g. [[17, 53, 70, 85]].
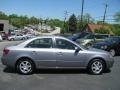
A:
[[75, 47, 80, 52]]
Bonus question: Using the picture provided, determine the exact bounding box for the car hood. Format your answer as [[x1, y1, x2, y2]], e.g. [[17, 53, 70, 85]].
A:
[[94, 41, 112, 46], [87, 47, 108, 54]]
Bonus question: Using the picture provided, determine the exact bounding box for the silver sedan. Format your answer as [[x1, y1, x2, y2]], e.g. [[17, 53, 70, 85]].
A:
[[1, 36, 114, 75]]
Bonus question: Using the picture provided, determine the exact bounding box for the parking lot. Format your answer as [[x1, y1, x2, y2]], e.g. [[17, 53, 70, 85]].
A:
[[0, 41, 120, 90]]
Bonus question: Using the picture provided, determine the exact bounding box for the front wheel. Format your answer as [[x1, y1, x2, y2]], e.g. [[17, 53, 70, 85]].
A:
[[22, 38, 25, 40], [86, 43, 92, 48], [88, 59, 105, 75], [16, 59, 35, 75]]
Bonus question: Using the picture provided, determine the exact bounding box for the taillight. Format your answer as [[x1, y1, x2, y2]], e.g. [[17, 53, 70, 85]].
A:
[[3, 48, 9, 56]]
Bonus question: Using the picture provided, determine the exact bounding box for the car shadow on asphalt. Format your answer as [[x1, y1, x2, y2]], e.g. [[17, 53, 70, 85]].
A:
[[3, 67, 111, 75], [3, 67, 17, 74], [35, 69, 88, 74]]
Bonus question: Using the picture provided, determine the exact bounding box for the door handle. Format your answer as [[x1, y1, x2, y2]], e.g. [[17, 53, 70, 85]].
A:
[[32, 51, 36, 53], [57, 52, 63, 56]]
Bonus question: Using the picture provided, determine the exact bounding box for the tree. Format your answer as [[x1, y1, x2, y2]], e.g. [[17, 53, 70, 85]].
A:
[[0, 11, 64, 29], [9, 14, 29, 28], [77, 13, 94, 32], [111, 24, 120, 36], [0, 11, 8, 20], [29, 16, 39, 25], [68, 14, 77, 34], [114, 12, 120, 23]]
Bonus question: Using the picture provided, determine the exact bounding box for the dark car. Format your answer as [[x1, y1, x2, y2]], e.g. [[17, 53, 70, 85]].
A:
[[68, 32, 90, 41], [92, 36, 120, 56]]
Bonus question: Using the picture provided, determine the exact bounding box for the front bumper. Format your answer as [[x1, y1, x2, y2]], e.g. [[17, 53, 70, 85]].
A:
[[106, 57, 114, 69]]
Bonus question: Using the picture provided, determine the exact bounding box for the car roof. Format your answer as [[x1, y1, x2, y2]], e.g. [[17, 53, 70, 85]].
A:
[[34, 35, 66, 39], [17, 35, 69, 46]]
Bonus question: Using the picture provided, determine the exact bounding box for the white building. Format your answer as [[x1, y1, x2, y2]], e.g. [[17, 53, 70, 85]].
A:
[[0, 20, 9, 34]]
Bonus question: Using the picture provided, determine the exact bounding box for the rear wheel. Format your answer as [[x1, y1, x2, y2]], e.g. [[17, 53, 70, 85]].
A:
[[16, 58, 35, 75], [10, 38, 14, 41], [88, 59, 105, 75]]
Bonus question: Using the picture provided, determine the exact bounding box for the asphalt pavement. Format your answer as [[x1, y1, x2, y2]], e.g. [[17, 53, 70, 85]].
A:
[[0, 41, 120, 90]]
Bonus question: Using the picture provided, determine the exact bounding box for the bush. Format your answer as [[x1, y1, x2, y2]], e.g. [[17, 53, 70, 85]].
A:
[[111, 25, 120, 36], [94, 28, 110, 34]]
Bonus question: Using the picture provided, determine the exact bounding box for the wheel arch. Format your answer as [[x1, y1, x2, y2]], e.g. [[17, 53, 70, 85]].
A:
[[87, 57, 107, 70], [15, 57, 36, 69]]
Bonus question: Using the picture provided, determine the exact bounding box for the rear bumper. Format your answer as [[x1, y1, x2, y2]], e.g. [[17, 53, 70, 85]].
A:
[[1, 56, 16, 68]]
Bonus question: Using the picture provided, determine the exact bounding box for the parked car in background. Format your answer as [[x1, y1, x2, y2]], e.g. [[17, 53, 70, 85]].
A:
[[8, 34, 27, 41], [1, 36, 114, 75], [55, 33, 72, 38], [0, 35, 3, 41], [92, 36, 120, 56], [25, 34, 36, 39], [68, 32, 90, 41], [76, 34, 110, 47]]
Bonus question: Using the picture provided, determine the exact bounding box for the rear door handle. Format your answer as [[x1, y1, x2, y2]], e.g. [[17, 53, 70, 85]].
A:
[[32, 51, 36, 53], [31, 51, 37, 54]]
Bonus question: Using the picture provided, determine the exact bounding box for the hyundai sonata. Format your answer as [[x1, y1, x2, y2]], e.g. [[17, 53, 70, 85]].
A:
[[1, 36, 114, 75]]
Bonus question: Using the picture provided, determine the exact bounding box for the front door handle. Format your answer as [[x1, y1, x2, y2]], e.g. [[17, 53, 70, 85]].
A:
[[57, 52, 63, 56]]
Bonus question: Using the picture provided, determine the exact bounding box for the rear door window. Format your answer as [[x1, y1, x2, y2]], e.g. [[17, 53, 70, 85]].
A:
[[26, 38, 53, 48]]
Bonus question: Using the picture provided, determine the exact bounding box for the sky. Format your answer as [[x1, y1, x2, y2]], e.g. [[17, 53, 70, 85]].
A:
[[0, 0, 120, 22]]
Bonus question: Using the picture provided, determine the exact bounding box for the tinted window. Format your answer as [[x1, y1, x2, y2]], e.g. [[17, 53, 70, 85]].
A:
[[84, 34, 94, 39], [95, 35, 108, 39], [26, 38, 53, 48], [56, 39, 76, 50], [104, 37, 120, 43]]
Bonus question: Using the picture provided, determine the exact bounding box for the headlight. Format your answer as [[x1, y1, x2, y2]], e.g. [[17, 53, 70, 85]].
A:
[[80, 40, 84, 43], [101, 45, 107, 49]]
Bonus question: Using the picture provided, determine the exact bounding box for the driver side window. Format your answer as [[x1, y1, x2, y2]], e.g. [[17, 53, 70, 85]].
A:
[[56, 39, 76, 50]]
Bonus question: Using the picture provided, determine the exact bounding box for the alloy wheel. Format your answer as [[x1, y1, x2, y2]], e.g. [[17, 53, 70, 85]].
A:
[[91, 61, 103, 74], [17, 59, 34, 74]]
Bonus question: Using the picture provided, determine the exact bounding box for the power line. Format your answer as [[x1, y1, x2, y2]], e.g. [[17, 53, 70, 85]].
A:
[[94, 15, 115, 19]]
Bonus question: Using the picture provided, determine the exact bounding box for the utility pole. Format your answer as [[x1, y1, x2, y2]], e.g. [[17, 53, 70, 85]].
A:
[[103, 4, 108, 24], [63, 11, 68, 33], [80, 0, 84, 30], [39, 18, 43, 32]]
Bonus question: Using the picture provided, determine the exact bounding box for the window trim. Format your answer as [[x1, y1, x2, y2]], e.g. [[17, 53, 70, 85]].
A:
[[55, 38, 78, 50]]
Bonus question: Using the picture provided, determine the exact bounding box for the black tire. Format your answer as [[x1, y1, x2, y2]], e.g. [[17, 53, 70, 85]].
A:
[[86, 43, 92, 48], [88, 59, 105, 75], [22, 38, 25, 40], [16, 58, 35, 75], [10, 38, 14, 41]]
